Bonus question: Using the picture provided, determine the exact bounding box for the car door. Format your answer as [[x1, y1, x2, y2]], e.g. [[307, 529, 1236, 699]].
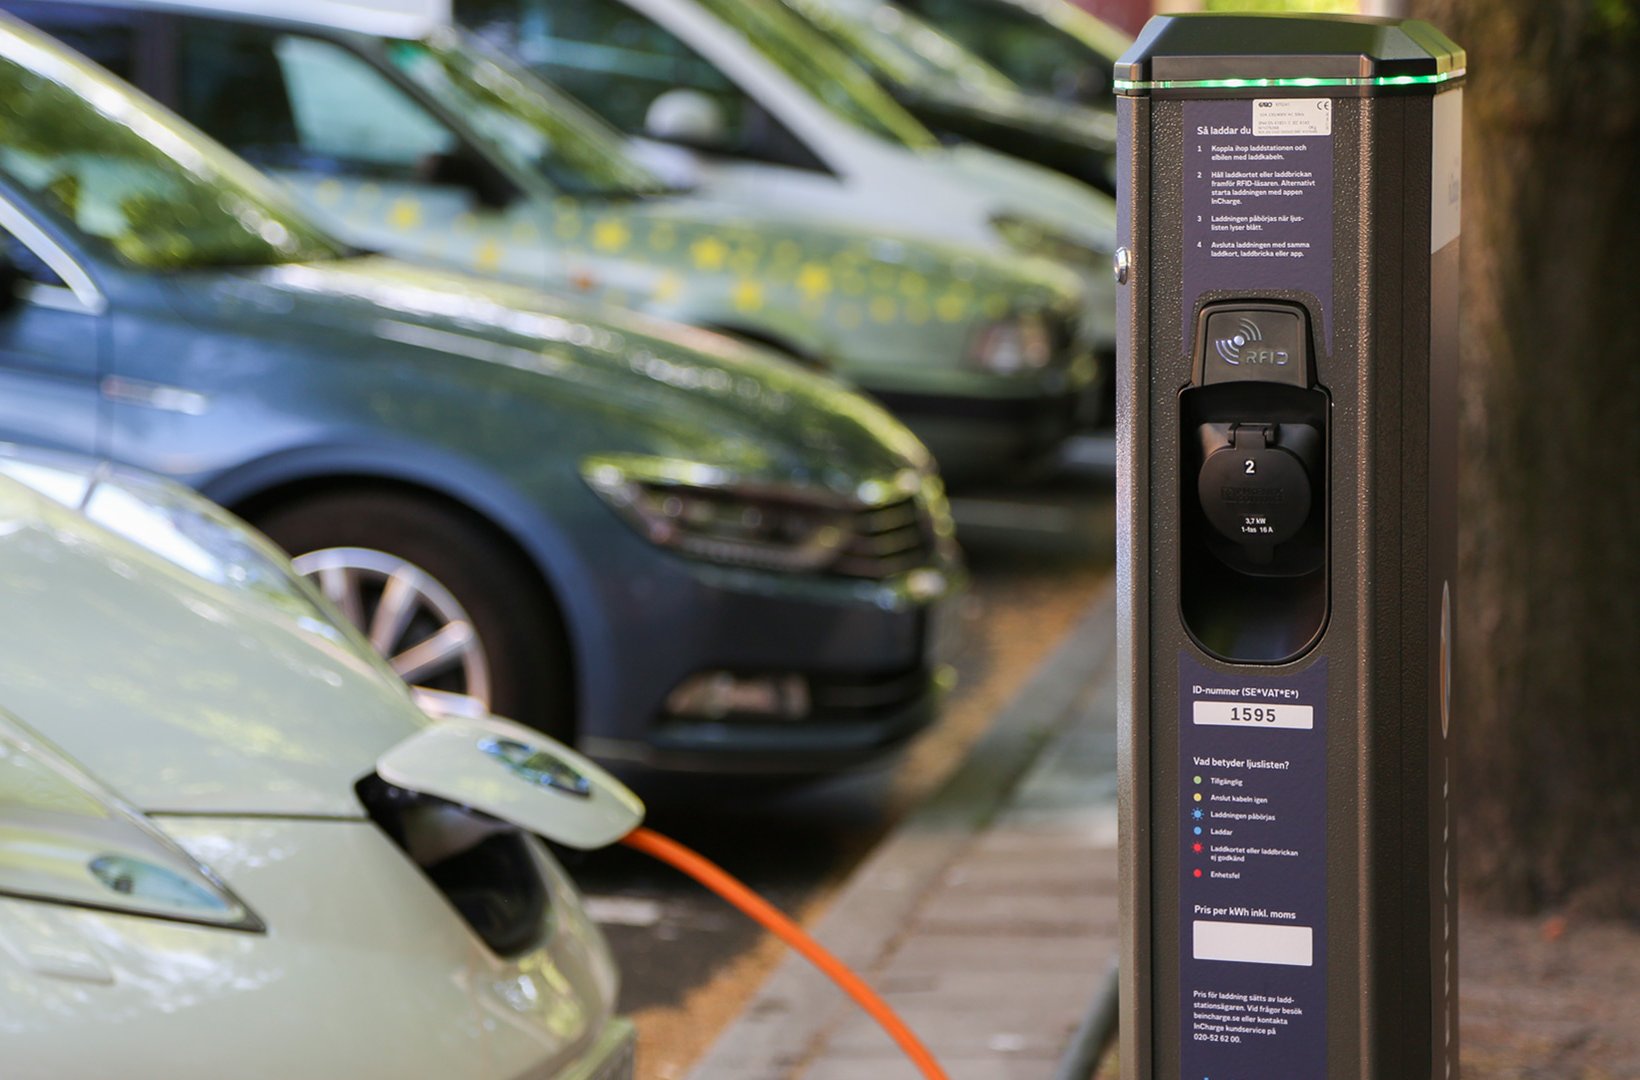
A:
[[0, 203, 104, 456], [160, 15, 550, 287]]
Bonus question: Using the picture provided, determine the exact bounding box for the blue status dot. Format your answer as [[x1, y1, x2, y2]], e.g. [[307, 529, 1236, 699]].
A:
[[1192, 808, 1204, 820], [1194, 826, 1202, 835]]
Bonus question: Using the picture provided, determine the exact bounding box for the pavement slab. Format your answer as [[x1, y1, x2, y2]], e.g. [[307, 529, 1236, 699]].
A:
[[689, 585, 1120, 1080]]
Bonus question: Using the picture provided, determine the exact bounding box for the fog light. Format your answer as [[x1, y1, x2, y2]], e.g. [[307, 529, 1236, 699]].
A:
[[666, 672, 811, 721]]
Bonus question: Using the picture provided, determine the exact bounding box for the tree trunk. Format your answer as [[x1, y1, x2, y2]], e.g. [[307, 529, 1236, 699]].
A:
[[1409, 0, 1640, 917]]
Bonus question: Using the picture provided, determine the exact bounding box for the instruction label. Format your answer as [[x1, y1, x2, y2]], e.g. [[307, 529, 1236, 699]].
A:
[[1179, 654, 1327, 1078], [1182, 99, 1334, 351]]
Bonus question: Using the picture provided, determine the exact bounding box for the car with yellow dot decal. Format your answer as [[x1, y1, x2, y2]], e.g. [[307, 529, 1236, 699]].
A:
[[450, 0, 1119, 359], [0, 10, 963, 775], [11, 0, 1106, 479]]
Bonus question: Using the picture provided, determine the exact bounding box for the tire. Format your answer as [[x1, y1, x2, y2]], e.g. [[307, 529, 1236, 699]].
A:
[[250, 488, 573, 740]]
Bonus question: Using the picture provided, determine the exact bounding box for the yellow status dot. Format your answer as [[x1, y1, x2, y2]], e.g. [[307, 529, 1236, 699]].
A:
[[691, 236, 729, 271], [387, 198, 422, 230], [731, 280, 765, 313], [592, 219, 631, 253], [652, 272, 684, 302], [796, 264, 833, 299], [869, 296, 898, 324], [1193, 793, 1203, 802]]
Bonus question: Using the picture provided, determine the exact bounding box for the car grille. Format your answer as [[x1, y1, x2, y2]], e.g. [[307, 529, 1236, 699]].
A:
[[831, 497, 936, 580], [810, 663, 930, 720]]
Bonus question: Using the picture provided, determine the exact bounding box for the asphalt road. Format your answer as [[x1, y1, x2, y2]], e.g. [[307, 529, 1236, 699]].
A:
[[558, 435, 1116, 1079]]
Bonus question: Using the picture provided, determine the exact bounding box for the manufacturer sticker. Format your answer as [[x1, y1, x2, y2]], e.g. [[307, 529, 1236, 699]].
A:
[[1252, 98, 1333, 137]]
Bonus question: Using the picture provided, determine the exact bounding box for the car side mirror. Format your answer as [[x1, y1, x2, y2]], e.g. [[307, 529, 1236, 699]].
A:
[[644, 89, 729, 149], [419, 149, 517, 211]]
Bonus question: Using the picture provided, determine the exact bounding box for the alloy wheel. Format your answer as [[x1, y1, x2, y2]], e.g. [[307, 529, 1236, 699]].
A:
[[292, 546, 493, 707]]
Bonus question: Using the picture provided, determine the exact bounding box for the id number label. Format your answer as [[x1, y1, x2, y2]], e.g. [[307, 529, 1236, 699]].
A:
[[1192, 702, 1314, 729]]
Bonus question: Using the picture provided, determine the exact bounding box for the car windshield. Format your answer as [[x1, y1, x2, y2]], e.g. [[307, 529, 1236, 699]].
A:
[[785, 0, 1018, 99], [900, 0, 1128, 108], [0, 21, 342, 270], [692, 0, 939, 150], [385, 28, 672, 198]]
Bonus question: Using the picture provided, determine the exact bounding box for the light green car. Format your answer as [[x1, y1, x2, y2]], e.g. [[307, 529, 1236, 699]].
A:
[[55, 2, 1101, 479]]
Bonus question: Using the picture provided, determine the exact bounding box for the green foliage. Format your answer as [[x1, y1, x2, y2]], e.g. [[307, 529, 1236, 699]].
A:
[[0, 35, 339, 270]]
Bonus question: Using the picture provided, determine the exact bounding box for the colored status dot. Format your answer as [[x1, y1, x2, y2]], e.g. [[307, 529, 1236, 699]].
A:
[[1193, 793, 1203, 802], [1193, 842, 1203, 853], [1194, 826, 1202, 835], [1192, 809, 1203, 820], [1193, 869, 1203, 878], [1193, 775, 1202, 784]]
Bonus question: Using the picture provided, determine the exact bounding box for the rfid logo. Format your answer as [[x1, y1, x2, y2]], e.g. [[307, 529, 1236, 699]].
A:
[[1214, 317, 1289, 367]]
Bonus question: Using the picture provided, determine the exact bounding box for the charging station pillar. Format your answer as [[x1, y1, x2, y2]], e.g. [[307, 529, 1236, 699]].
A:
[[1112, 15, 1465, 1079]]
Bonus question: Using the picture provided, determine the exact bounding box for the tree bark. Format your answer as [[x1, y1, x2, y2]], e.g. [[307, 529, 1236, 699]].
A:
[[1409, 0, 1640, 917]]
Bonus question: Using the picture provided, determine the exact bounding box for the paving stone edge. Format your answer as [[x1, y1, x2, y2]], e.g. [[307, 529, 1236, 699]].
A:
[[687, 581, 1119, 1080]]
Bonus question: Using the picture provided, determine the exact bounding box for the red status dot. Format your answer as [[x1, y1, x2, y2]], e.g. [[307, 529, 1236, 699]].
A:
[[1193, 868, 1203, 878], [1193, 842, 1203, 853]]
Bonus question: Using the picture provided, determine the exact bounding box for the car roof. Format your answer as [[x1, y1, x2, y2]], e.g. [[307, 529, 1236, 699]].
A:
[[31, 0, 449, 39]]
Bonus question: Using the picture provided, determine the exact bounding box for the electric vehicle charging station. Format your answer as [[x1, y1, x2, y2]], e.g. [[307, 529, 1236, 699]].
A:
[[1112, 14, 1464, 1080]]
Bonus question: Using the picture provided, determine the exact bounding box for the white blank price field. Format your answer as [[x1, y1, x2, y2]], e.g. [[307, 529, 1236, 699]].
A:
[[1193, 921, 1314, 967], [1192, 702, 1314, 729]]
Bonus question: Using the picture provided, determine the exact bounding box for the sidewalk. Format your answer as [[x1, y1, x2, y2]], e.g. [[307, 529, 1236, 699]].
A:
[[689, 585, 1120, 1080]]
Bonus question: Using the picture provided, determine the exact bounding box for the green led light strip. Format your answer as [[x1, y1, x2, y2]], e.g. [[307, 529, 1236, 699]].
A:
[[1115, 69, 1464, 92]]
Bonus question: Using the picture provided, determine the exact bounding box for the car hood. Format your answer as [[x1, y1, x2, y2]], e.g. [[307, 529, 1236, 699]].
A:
[[0, 476, 429, 817], [943, 142, 1118, 251], [184, 256, 937, 493]]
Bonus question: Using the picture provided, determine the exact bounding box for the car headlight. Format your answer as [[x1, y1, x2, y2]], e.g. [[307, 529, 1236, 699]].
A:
[[583, 455, 857, 573], [991, 213, 1110, 268], [968, 309, 1056, 375], [582, 455, 940, 579], [0, 714, 262, 931]]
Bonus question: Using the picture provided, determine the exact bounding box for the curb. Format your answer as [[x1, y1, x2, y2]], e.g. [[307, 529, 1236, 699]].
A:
[[687, 581, 1118, 1080]]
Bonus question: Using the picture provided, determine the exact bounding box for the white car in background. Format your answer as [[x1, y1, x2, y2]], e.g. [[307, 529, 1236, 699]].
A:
[[455, 0, 1119, 335], [0, 447, 641, 1080]]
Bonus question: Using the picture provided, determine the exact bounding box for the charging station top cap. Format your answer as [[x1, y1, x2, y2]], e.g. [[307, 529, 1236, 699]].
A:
[[1114, 14, 1466, 96]]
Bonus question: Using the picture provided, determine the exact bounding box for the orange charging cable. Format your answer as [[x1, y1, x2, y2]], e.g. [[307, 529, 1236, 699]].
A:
[[621, 826, 950, 1080]]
